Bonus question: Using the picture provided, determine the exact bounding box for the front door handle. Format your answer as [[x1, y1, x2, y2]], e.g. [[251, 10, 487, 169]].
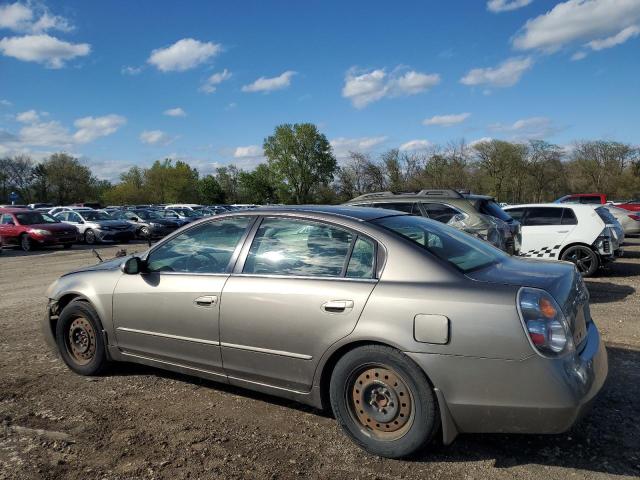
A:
[[194, 295, 217, 307], [321, 300, 354, 313], [556, 230, 569, 233]]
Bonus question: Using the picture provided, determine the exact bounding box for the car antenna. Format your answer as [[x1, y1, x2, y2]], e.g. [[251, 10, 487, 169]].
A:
[[92, 249, 104, 263]]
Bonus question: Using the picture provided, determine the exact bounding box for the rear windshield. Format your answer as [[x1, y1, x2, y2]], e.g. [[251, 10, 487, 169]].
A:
[[15, 212, 59, 225], [372, 215, 506, 273], [477, 199, 512, 222]]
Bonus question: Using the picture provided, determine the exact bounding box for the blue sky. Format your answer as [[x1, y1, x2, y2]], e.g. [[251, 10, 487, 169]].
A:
[[1, 0, 639, 180]]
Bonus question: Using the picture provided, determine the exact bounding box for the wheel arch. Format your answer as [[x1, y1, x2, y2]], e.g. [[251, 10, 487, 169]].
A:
[[559, 241, 596, 259], [47, 293, 108, 350]]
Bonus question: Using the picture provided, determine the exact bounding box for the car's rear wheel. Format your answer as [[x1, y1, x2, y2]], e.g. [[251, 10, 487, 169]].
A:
[[55, 300, 107, 375], [20, 234, 32, 252], [84, 229, 96, 244], [329, 345, 439, 458], [139, 226, 151, 239], [561, 245, 599, 277]]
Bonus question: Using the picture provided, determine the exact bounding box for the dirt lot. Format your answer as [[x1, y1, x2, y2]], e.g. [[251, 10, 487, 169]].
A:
[[1, 238, 639, 480]]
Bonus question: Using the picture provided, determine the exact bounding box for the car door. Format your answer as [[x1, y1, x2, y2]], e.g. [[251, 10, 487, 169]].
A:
[[219, 216, 378, 392], [519, 207, 575, 258], [112, 216, 254, 374], [0, 214, 18, 245]]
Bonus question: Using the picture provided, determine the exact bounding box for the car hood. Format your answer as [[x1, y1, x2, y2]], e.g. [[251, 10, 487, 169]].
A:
[[467, 255, 579, 307], [28, 223, 76, 233], [61, 254, 131, 277]]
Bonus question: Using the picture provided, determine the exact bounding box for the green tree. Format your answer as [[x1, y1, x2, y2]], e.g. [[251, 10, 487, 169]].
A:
[[263, 123, 336, 204], [238, 164, 278, 204], [198, 175, 225, 204], [42, 153, 97, 205]]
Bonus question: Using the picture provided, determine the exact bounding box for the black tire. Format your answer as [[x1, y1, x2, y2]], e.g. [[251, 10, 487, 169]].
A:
[[329, 345, 439, 458], [84, 229, 96, 245], [561, 245, 599, 277], [139, 226, 151, 239], [55, 300, 107, 376], [20, 233, 32, 252]]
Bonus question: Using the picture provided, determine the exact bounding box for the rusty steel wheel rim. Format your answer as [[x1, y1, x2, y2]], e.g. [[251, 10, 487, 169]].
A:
[[65, 316, 96, 365], [347, 365, 414, 441]]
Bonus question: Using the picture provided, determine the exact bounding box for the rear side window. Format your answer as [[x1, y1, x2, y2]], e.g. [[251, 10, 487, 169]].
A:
[[523, 207, 563, 226], [1, 214, 14, 224], [421, 203, 460, 223], [346, 237, 375, 279], [243, 218, 354, 277], [561, 208, 578, 225], [372, 202, 417, 214]]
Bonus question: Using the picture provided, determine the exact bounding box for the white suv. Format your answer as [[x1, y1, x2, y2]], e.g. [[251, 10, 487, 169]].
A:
[[503, 204, 623, 277]]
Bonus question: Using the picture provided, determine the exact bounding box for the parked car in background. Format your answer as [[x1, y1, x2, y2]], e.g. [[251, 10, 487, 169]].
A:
[[28, 203, 54, 210], [603, 204, 640, 235], [164, 207, 203, 222], [614, 200, 640, 212], [0, 208, 77, 251], [503, 204, 622, 276], [164, 203, 202, 211], [43, 206, 607, 458], [48, 206, 94, 216], [344, 190, 521, 255], [71, 202, 102, 209], [0, 204, 29, 209], [156, 209, 192, 227], [556, 193, 607, 205], [55, 209, 134, 244], [118, 209, 181, 239]]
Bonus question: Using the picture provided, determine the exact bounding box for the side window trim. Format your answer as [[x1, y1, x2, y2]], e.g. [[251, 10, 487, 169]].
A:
[[232, 215, 380, 280]]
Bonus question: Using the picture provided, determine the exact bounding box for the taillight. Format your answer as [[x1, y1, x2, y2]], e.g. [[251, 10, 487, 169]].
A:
[[629, 214, 640, 221], [517, 287, 574, 357]]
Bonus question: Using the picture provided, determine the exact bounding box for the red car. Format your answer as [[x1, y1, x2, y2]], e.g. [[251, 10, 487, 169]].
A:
[[614, 200, 640, 212], [0, 208, 78, 252]]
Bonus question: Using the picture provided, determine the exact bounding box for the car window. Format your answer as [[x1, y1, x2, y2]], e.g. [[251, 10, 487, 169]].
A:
[[523, 207, 563, 226], [373, 215, 505, 273], [580, 196, 602, 204], [346, 237, 375, 279], [147, 217, 252, 274], [15, 212, 58, 224], [1, 214, 14, 224], [243, 218, 354, 277], [69, 213, 82, 223], [372, 202, 416, 214], [421, 203, 460, 223], [561, 208, 578, 225], [505, 207, 525, 221]]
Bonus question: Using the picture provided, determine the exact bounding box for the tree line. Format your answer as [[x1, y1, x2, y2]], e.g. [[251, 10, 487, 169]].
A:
[[2, 123, 639, 207]]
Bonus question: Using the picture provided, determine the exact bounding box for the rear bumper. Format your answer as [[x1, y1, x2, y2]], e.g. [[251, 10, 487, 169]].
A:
[[407, 322, 607, 440]]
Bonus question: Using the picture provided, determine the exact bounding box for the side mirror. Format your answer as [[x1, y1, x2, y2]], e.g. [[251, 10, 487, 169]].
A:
[[121, 256, 146, 274], [78, 220, 85, 224]]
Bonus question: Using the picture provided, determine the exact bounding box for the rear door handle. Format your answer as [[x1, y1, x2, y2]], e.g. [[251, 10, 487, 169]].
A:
[[321, 300, 354, 313], [194, 295, 217, 307], [556, 230, 569, 233]]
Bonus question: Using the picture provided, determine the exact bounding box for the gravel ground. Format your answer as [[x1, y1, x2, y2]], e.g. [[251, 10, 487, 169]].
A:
[[0, 238, 639, 480]]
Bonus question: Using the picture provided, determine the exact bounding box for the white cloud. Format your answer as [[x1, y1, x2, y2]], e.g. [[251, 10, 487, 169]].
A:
[[121, 65, 142, 75], [241, 70, 296, 93], [148, 38, 222, 72], [0, 34, 90, 68], [0, 99, 12, 107], [487, 0, 533, 12], [19, 120, 71, 147], [469, 137, 494, 147], [399, 140, 432, 152], [0, 2, 73, 33], [512, 0, 640, 52], [233, 145, 263, 158], [423, 113, 471, 127], [571, 51, 588, 61], [460, 56, 533, 87], [488, 117, 562, 139], [330, 136, 388, 159], [587, 24, 640, 50], [342, 67, 441, 108], [16, 109, 40, 123], [200, 68, 232, 93], [140, 130, 174, 146], [73, 115, 126, 143], [163, 107, 187, 117]]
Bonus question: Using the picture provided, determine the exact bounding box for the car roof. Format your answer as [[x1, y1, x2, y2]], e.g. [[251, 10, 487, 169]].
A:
[[252, 205, 407, 221], [0, 207, 34, 214]]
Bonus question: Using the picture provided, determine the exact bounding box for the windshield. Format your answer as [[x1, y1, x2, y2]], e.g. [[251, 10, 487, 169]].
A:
[[372, 215, 506, 273], [82, 211, 112, 221], [477, 199, 513, 222], [15, 212, 59, 225], [136, 210, 161, 220], [174, 208, 199, 217]]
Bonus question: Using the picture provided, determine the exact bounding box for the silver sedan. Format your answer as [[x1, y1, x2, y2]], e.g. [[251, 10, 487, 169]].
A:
[[43, 206, 607, 458]]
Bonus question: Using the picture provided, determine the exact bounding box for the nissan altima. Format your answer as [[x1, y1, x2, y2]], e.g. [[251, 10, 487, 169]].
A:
[[43, 206, 607, 458]]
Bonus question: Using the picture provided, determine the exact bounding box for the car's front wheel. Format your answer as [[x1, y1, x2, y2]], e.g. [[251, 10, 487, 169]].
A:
[[55, 300, 107, 375], [329, 345, 439, 458], [20, 234, 32, 252], [561, 245, 599, 277], [139, 226, 151, 239], [84, 229, 97, 244]]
